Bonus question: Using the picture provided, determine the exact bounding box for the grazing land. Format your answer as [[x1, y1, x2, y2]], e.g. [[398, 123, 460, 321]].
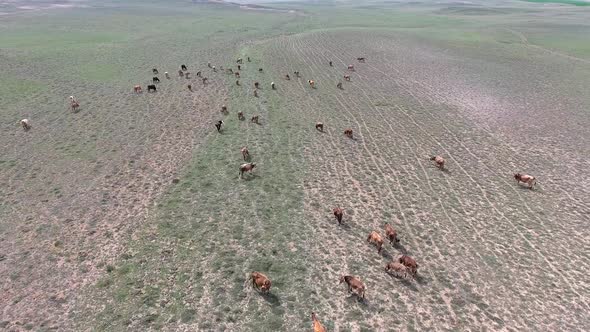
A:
[[1, 0, 589, 331]]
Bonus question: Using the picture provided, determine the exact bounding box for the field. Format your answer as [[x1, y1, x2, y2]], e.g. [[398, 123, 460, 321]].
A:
[[1, 0, 589, 331]]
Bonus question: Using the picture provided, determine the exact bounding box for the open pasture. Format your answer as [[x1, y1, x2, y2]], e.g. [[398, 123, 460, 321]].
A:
[[1, 0, 589, 331]]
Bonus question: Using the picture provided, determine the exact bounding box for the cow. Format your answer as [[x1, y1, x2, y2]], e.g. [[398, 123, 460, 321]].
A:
[[134, 85, 142, 93], [181, 64, 187, 71], [384, 223, 400, 245], [430, 155, 445, 170], [196, 71, 202, 77], [215, 120, 223, 132], [165, 72, 170, 79], [202, 77, 208, 84], [285, 74, 290, 80], [185, 72, 191, 79], [237, 58, 243, 64], [251, 115, 259, 124], [294, 71, 300, 77], [153, 77, 160, 83], [20, 119, 31, 131], [259, 68, 263, 72], [187, 84, 192, 91], [254, 82, 259, 89], [237, 65, 241, 71], [213, 66, 217, 72], [311, 312, 326, 332], [178, 70, 184, 77], [240, 162, 256, 178], [514, 173, 537, 189], [271, 82, 276, 90], [344, 129, 353, 139], [147, 84, 157, 92], [69, 97, 80, 111], [221, 105, 228, 114], [398, 255, 418, 276], [333, 207, 343, 225], [235, 72, 240, 78], [308, 80, 315, 88], [207, 62, 212, 68], [344, 75, 351, 81], [241, 146, 250, 161], [236, 80, 240, 86], [339, 275, 365, 299], [348, 64, 355, 71], [227, 68, 233, 74], [329, 61, 333, 67], [247, 56, 251, 62], [152, 68, 158, 74], [315, 122, 324, 132], [357, 57, 366, 62], [238, 111, 245, 120], [367, 231, 384, 254], [249, 272, 271, 293], [337, 82, 343, 89], [385, 262, 408, 279], [69, 95, 77, 103], [254, 90, 258, 98]]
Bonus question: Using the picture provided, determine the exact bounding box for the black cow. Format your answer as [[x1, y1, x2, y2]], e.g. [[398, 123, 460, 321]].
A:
[[147, 84, 157, 92], [215, 120, 224, 132], [153, 77, 160, 83], [152, 68, 158, 74], [181, 64, 187, 71]]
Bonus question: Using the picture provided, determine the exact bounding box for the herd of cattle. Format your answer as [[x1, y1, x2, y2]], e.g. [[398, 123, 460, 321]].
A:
[[17, 53, 539, 331]]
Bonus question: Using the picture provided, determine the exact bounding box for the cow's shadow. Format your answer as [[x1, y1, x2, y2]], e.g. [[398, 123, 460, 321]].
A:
[[415, 274, 428, 286], [241, 174, 258, 182], [345, 293, 368, 306], [261, 292, 281, 306], [379, 250, 393, 261], [393, 242, 408, 254]]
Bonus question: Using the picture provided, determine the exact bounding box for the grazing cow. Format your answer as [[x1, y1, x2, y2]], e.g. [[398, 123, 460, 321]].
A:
[[254, 90, 258, 98], [294, 71, 300, 77], [236, 80, 240, 86], [241, 146, 250, 161], [348, 64, 355, 71], [69, 97, 80, 111], [152, 68, 158, 74], [247, 57, 251, 62], [249, 272, 271, 293], [213, 66, 217, 72], [215, 120, 224, 132], [259, 68, 263, 72], [178, 70, 184, 77], [153, 77, 160, 83], [254, 82, 259, 89], [251, 115, 259, 124], [329, 61, 333, 67], [239, 162, 256, 178], [185, 72, 191, 79], [315, 122, 324, 132], [337, 82, 343, 89], [367, 231, 384, 254], [311, 312, 326, 332], [69, 95, 77, 103], [147, 84, 157, 92], [187, 84, 192, 91], [384, 223, 400, 245], [227, 68, 233, 74], [398, 255, 418, 276], [430, 155, 445, 170], [165, 72, 170, 79], [237, 65, 241, 71], [235, 72, 240, 78], [207, 62, 212, 68], [344, 75, 351, 81], [237, 58, 243, 64], [357, 57, 366, 62], [385, 262, 408, 279], [339, 275, 365, 299], [271, 82, 275, 90], [333, 207, 343, 225], [308, 80, 315, 88], [202, 77, 208, 84], [134, 85, 142, 93], [181, 64, 187, 71], [221, 105, 228, 113], [238, 111, 245, 120], [514, 173, 537, 189], [20, 119, 31, 131], [196, 71, 202, 77], [344, 129, 353, 139], [285, 74, 290, 80]]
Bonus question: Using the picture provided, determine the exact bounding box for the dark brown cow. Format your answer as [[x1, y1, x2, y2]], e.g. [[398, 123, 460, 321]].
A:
[[294, 71, 300, 77], [384, 223, 399, 245], [430, 155, 445, 170], [202, 77, 208, 84], [385, 262, 408, 279], [221, 105, 228, 114], [514, 173, 537, 189], [134, 85, 142, 93], [398, 255, 418, 276], [240, 162, 256, 178], [152, 68, 158, 74], [357, 57, 366, 62], [249, 272, 271, 293], [367, 231, 384, 254], [238, 111, 245, 120], [339, 275, 365, 299], [308, 80, 315, 88], [344, 129, 353, 139], [20, 119, 31, 131], [254, 82, 259, 89], [187, 84, 192, 91], [241, 146, 250, 161], [344, 75, 351, 81], [285, 74, 290, 80], [235, 72, 240, 78], [333, 207, 343, 225], [315, 122, 324, 132], [251, 115, 259, 124]]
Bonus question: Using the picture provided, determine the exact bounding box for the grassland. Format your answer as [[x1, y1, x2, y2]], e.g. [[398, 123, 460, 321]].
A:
[[1, 0, 589, 331]]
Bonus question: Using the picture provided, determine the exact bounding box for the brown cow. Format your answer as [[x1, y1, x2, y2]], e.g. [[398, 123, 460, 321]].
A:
[[241, 146, 250, 161], [249, 272, 271, 293], [344, 75, 351, 81], [251, 115, 259, 124], [385, 261, 408, 279], [514, 173, 536, 189], [235, 72, 240, 78], [367, 231, 384, 254], [384, 223, 400, 245], [178, 70, 184, 77], [430, 155, 445, 170], [333, 207, 343, 225], [70, 100, 80, 112], [398, 255, 418, 276], [339, 275, 365, 299], [187, 84, 192, 91], [348, 64, 355, 71], [311, 312, 327, 332], [308, 80, 316, 88], [238, 111, 245, 120], [202, 77, 208, 84], [239, 162, 256, 178], [133, 85, 142, 93], [221, 105, 228, 114], [254, 82, 259, 89], [344, 129, 353, 139], [285, 74, 290, 80], [20, 119, 31, 131], [315, 122, 324, 132]]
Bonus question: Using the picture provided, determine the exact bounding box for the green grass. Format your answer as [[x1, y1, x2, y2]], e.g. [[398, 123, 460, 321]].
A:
[[522, 0, 590, 6]]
